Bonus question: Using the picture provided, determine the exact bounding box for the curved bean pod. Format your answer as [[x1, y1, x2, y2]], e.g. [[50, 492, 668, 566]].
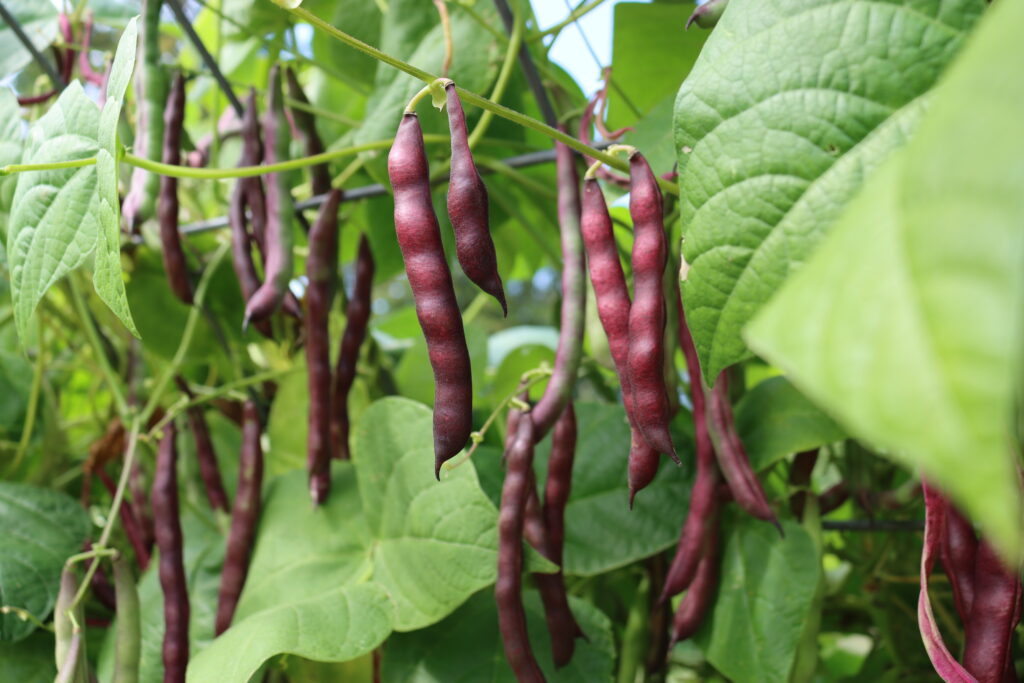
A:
[[157, 72, 193, 304], [661, 304, 718, 602], [580, 177, 660, 502], [152, 422, 189, 683], [626, 152, 676, 460], [215, 401, 264, 635], [940, 500, 978, 623], [496, 414, 545, 683], [531, 135, 585, 440], [708, 374, 778, 526], [388, 113, 473, 476], [244, 66, 295, 326], [918, 483, 977, 682], [444, 83, 507, 315], [306, 189, 343, 503], [332, 234, 375, 460]]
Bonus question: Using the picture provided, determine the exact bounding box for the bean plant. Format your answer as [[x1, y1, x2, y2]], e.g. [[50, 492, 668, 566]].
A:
[[0, 0, 1020, 681]]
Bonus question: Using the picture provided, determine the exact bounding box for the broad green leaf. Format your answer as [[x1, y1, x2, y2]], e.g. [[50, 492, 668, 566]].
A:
[[357, 397, 532, 630], [187, 466, 392, 683], [381, 590, 615, 682], [93, 17, 139, 337], [472, 402, 695, 576], [0, 629, 54, 682], [608, 2, 707, 130], [0, 482, 90, 641], [675, 0, 984, 383], [0, 0, 58, 78], [734, 376, 846, 472], [696, 518, 820, 683], [8, 82, 100, 339], [746, 0, 1024, 560]]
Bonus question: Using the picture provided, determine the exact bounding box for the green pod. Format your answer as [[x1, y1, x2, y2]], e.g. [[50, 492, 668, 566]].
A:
[[112, 555, 141, 683], [54, 568, 88, 683]]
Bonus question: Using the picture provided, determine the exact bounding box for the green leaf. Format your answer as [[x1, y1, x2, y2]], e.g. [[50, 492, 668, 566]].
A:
[[696, 518, 821, 683], [187, 466, 393, 683], [356, 397, 517, 630], [608, 2, 707, 129], [0, 629, 54, 682], [8, 82, 100, 339], [93, 17, 139, 337], [0, 482, 90, 641], [734, 376, 846, 472], [0, 0, 58, 78], [675, 0, 984, 382], [746, 0, 1024, 560], [381, 589, 615, 682]]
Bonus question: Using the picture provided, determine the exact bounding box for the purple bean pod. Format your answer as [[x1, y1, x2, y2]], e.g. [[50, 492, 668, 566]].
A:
[[388, 113, 473, 476], [305, 190, 343, 503], [444, 83, 507, 315], [332, 234, 375, 460], [215, 401, 264, 635]]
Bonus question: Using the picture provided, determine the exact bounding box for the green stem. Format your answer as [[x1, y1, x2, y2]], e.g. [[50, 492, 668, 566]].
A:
[[467, 1, 523, 149], [68, 279, 128, 419], [405, 78, 450, 113], [11, 315, 44, 472], [531, 0, 607, 41], [284, 4, 679, 197], [0, 158, 94, 175], [0, 605, 52, 631], [64, 548, 119, 567]]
